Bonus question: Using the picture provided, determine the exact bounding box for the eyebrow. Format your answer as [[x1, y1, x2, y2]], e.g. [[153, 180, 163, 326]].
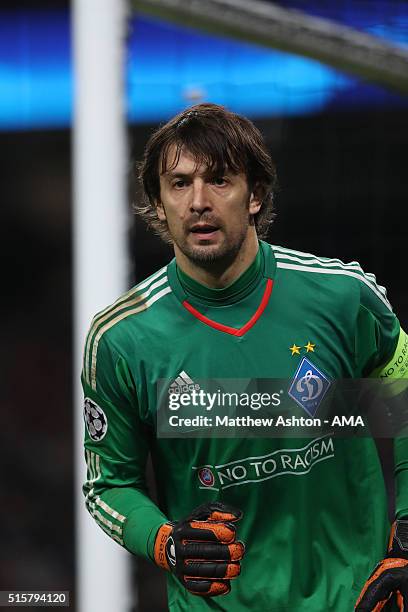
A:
[[162, 169, 232, 179], [164, 171, 196, 178]]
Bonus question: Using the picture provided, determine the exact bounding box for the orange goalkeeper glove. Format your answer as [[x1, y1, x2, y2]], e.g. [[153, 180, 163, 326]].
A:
[[154, 501, 245, 597], [355, 520, 408, 611]]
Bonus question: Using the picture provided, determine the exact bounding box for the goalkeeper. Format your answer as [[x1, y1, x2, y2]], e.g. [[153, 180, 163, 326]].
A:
[[82, 103, 408, 611]]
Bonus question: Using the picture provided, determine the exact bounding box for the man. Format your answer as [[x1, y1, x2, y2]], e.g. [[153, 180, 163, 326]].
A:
[[82, 103, 408, 610]]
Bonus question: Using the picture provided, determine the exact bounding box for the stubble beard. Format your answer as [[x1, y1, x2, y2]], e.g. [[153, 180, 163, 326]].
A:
[[174, 224, 249, 270]]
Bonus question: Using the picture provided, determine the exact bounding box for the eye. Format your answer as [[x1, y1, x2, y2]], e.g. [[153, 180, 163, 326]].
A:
[[211, 177, 228, 187], [173, 179, 187, 189]]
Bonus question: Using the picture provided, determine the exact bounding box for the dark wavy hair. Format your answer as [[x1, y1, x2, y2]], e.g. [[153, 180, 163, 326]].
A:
[[136, 103, 278, 243]]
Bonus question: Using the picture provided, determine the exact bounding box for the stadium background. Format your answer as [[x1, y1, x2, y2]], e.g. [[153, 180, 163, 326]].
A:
[[0, 0, 406, 609]]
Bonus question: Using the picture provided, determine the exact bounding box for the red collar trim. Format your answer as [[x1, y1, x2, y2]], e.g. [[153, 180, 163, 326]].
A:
[[182, 279, 273, 337]]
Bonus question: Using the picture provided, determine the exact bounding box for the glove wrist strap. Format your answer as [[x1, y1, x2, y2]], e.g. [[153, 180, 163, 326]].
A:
[[154, 523, 173, 571]]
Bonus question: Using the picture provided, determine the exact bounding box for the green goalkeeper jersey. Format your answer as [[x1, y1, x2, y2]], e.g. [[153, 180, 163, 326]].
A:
[[82, 240, 408, 612]]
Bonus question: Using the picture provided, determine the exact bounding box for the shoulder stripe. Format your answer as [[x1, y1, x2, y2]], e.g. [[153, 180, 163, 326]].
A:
[[92, 266, 167, 324], [273, 250, 388, 298], [273, 244, 330, 259], [134, 266, 167, 292], [84, 274, 169, 385], [89, 285, 172, 390], [276, 262, 392, 311], [84, 267, 167, 375], [275, 249, 360, 269], [272, 244, 388, 297], [272, 244, 361, 265]]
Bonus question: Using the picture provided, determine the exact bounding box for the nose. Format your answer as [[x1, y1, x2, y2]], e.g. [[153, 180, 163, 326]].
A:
[[190, 179, 212, 213]]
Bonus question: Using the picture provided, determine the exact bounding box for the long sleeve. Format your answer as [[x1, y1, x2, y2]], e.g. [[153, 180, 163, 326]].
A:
[[366, 326, 408, 520], [81, 333, 167, 560], [354, 275, 408, 520], [378, 330, 408, 518]]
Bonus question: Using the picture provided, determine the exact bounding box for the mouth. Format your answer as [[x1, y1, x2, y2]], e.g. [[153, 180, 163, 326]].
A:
[[189, 224, 220, 240]]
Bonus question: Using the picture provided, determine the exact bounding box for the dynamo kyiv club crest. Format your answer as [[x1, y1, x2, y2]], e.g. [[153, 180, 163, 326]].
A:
[[288, 357, 331, 416]]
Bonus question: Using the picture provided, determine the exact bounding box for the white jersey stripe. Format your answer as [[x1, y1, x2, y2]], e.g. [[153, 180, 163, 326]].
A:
[[84, 450, 100, 494], [84, 451, 126, 541], [95, 496, 125, 523], [91, 508, 123, 535], [90, 286, 172, 390], [94, 266, 167, 321], [132, 266, 167, 292], [276, 262, 392, 311], [86, 498, 124, 543], [273, 249, 388, 298], [275, 251, 362, 271], [272, 244, 359, 264], [88, 451, 94, 481], [88, 514, 124, 545], [84, 451, 101, 506], [84, 276, 169, 385], [83, 267, 167, 380]]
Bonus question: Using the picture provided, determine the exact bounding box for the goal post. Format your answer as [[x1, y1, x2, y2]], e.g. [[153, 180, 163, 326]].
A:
[[72, 1, 133, 611]]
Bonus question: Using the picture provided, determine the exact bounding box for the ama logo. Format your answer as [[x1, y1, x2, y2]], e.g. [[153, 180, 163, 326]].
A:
[[198, 467, 215, 488], [288, 357, 331, 416]]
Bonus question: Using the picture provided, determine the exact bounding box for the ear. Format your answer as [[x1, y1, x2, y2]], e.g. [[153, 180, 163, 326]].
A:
[[156, 200, 167, 221], [248, 189, 262, 215]]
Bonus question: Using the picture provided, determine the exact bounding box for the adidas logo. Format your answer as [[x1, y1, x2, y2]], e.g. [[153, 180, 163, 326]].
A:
[[168, 370, 200, 395]]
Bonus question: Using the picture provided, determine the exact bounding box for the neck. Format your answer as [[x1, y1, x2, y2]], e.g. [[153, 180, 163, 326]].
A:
[[174, 229, 259, 288]]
